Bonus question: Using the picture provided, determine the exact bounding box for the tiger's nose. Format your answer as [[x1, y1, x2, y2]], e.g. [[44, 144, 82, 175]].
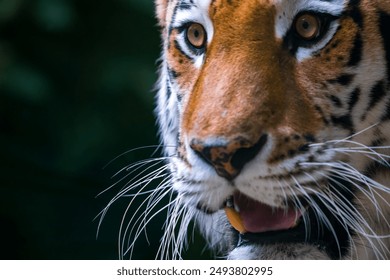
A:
[[190, 134, 268, 180]]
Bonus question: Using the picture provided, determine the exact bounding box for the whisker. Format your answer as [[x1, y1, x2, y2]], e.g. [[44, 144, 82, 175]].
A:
[[310, 123, 380, 148], [121, 176, 172, 256], [292, 175, 344, 257], [125, 186, 175, 259], [96, 163, 168, 231], [299, 158, 390, 258], [97, 157, 168, 198], [117, 165, 170, 258], [103, 145, 173, 169]]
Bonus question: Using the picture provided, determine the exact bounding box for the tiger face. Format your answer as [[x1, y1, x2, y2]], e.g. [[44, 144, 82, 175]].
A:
[[153, 0, 390, 259]]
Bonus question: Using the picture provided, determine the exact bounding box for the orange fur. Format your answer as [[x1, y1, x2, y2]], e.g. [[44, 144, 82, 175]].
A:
[[180, 1, 322, 163]]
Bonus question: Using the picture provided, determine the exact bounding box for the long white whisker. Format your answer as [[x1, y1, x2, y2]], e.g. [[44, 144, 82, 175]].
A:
[[96, 157, 167, 198], [118, 165, 170, 258], [122, 176, 172, 257], [125, 186, 176, 259], [299, 158, 390, 258], [103, 145, 172, 169], [310, 123, 380, 148], [97, 163, 169, 234]]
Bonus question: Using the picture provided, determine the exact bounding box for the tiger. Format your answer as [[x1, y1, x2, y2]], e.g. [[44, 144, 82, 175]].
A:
[[110, 0, 390, 260]]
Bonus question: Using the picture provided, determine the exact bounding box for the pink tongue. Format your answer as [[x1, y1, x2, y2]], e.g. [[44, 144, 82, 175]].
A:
[[234, 192, 301, 233]]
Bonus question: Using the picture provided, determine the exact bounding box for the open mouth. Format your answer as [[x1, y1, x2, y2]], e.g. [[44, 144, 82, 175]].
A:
[[223, 187, 353, 259], [224, 192, 304, 234]]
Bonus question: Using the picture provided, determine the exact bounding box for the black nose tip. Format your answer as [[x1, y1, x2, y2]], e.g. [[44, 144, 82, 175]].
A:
[[190, 134, 268, 180]]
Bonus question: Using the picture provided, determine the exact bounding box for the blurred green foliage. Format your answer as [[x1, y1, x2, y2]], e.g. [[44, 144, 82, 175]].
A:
[[0, 0, 210, 259]]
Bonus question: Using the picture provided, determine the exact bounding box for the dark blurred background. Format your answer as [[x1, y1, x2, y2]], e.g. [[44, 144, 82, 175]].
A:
[[0, 0, 210, 260]]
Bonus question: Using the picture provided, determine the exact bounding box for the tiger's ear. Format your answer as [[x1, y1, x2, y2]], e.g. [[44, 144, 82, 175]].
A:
[[155, 0, 168, 27]]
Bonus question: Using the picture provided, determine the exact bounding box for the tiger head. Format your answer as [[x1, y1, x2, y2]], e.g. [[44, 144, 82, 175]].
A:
[[153, 0, 390, 259]]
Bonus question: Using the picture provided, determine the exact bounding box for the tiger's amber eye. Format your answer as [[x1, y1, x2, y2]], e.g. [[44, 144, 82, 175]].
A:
[[186, 23, 206, 48], [295, 13, 321, 40]]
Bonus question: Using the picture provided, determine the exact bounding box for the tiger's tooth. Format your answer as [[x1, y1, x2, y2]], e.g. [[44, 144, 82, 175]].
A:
[[226, 198, 234, 208], [290, 207, 306, 228], [226, 197, 240, 212], [291, 219, 299, 229], [224, 207, 247, 234]]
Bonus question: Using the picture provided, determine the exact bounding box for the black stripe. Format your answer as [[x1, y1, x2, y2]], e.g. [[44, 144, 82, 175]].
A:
[[343, 0, 363, 68], [174, 40, 192, 60], [177, 4, 194, 10], [379, 11, 390, 84], [168, 67, 181, 79], [364, 160, 390, 178], [329, 95, 343, 108], [178, 0, 195, 10], [346, 0, 363, 28], [177, 92, 183, 103], [371, 137, 385, 147], [348, 33, 363, 67], [361, 81, 386, 121], [314, 105, 330, 125], [336, 74, 354, 86], [368, 81, 386, 110], [331, 114, 353, 130], [166, 81, 172, 99], [328, 74, 354, 86], [380, 100, 390, 121], [348, 87, 360, 110]]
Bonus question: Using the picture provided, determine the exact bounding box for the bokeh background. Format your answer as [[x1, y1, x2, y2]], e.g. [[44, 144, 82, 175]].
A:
[[0, 0, 210, 260]]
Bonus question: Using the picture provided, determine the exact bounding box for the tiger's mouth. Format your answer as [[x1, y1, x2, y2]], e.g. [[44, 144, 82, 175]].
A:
[[223, 186, 352, 259], [224, 192, 305, 235]]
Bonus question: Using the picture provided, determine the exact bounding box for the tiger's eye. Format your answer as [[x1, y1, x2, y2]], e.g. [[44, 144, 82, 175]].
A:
[[186, 23, 206, 48], [295, 13, 321, 40]]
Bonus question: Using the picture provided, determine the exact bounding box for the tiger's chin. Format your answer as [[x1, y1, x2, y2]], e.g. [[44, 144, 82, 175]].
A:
[[228, 243, 330, 260]]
